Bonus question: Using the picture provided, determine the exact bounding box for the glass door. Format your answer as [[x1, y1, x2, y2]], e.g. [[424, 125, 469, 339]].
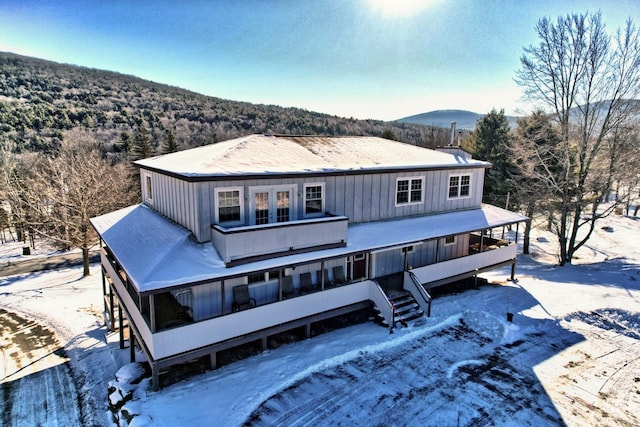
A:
[[254, 192, 270, 225], [250, 185, 295, 225]]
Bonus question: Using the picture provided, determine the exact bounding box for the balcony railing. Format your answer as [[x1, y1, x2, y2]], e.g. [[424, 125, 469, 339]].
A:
[[212, 214, 348, 266]]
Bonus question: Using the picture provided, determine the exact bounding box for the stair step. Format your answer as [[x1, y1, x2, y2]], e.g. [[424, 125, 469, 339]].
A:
[[391, 296, 415, 307], [396, 310, 424, 323], [395, 300, 420, 313], [373, 288, 426, 329]]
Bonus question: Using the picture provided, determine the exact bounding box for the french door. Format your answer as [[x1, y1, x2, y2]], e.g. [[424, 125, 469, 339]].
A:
[[249, 185, 295, 225]]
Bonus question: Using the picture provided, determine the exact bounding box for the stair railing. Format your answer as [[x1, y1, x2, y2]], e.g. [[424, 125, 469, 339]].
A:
[[404, 271, 432, 317], [369, 280, 395, 332]]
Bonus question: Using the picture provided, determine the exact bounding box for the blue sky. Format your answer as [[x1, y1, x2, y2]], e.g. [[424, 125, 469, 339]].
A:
[[1, 1, 638, 120]]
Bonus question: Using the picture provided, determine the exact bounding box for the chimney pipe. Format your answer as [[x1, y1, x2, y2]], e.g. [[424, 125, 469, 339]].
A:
[[449, 122, 456, 147]]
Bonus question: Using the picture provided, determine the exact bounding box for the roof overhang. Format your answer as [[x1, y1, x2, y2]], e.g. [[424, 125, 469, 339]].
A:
[[91, 204, 527, 294]]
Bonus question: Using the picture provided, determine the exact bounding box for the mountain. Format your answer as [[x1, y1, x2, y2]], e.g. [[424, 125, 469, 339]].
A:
[[397, 109, 519, 130], [0, 52, 453, 156]]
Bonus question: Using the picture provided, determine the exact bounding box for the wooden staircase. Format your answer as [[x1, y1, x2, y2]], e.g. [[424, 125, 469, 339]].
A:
[[375, 290, 424, 328]]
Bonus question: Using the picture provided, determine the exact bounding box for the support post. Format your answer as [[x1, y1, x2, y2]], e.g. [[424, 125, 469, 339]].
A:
[[149, 294, 156, 333], [152, 363, 160, 392], [109, 289, 115, 331], [118, 304, 125, 350], [210, 352, 217, 370], [129, 324, 135, 362]]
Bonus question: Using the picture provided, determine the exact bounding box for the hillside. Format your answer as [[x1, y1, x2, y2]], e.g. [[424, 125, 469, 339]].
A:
[[0, 52, 451, 155], [397, 109, 519, 130]]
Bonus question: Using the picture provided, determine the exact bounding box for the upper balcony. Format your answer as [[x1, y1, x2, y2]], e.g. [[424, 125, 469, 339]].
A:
[[211, 214, 349, 266]]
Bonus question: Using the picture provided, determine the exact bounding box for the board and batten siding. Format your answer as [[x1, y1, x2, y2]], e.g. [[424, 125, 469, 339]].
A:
[[141, 171, 201, 241], [370, 233, 469, 279], [143, 165, 485, 243]]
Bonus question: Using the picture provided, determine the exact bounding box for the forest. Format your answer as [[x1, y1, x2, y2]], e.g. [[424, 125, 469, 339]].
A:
[[0, 51, 451, 156]]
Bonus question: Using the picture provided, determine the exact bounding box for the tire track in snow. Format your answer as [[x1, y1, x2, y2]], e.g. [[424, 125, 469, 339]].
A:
[[0, 308, 82, 426], [246, 319, 566, 426]]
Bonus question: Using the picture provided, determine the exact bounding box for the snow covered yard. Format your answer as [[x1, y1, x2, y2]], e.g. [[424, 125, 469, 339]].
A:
[[1, 210, 639, 426]]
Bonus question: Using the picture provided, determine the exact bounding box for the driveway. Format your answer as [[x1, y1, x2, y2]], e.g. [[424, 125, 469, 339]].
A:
[[0, 308, 83, 426]]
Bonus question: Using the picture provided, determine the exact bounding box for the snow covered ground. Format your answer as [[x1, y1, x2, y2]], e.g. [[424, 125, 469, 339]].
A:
[[1, 209, 639, 426]]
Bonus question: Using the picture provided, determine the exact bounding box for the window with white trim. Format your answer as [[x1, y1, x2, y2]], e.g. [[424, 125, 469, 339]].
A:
[[145, 175, 153, 202], [444, 235, 456, 246], [304, 183, 324, 217], [448, 174, 471, 199], [215, 187, 244, 225], [396, 177, 424, 205]]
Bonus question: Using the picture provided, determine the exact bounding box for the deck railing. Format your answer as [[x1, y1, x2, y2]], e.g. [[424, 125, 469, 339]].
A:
[[410, 242, 517, 286], [150, 280, 373, 360]]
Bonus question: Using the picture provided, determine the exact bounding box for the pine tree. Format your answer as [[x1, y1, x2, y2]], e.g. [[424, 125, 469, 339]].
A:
[[380, 129, 398, 141], [161, 128, 179, 154], [464, 109, 512, 207], [118, 131, 132, 153], [510, 110, 563, 253], [131, 125, 154, 160]]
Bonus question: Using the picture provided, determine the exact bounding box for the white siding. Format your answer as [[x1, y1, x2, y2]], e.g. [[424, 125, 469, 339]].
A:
[[143, 166, 486, 243]]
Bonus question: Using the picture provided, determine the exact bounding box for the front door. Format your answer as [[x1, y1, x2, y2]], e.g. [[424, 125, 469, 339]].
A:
[[347, 253, 367, 281], [249, 185, 295, 225]]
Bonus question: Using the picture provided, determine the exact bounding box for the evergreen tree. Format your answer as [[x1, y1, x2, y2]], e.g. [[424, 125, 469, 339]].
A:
[[510, 110, 563, 253], [118, 131, 132, 154], [464, 109, 512, 207], [161, 128, 179, 154], [380, 129, 398, 141], [131, 125, 154, 160]]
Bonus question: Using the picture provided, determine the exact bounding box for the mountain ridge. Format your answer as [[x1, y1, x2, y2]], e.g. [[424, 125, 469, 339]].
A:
[[397, 109, 519, 130], [0, 51, 453, 155]]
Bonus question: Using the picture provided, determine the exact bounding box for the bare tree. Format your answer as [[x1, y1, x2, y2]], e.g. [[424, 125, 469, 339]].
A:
[[27, 129, 137, 275], [0, 139, 37, 244], [515, 12, 640, 264]]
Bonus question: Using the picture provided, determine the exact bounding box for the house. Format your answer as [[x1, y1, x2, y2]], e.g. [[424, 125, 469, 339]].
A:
[[91, 134, 528, 389]]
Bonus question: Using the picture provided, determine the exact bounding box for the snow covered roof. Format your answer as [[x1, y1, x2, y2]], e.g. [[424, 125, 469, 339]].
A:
[[134, 134, 488, 178], [91, 204, 527, 293]]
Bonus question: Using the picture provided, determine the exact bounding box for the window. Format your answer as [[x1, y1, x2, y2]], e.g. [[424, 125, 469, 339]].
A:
[[444, 235, 456, 246], [448, 174, 471, 199], [145, 175, 153, 201], [267, 269, 280, 281], [248, 270, 280, 284], [396, 177, 424, 205], [215, 187, 244, 224], [247, 273, 265, 284], [304, 183, 324, 216]]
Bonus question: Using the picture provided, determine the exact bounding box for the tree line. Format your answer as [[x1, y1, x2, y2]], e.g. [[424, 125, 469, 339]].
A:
[[0, 51, 452, 157]]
